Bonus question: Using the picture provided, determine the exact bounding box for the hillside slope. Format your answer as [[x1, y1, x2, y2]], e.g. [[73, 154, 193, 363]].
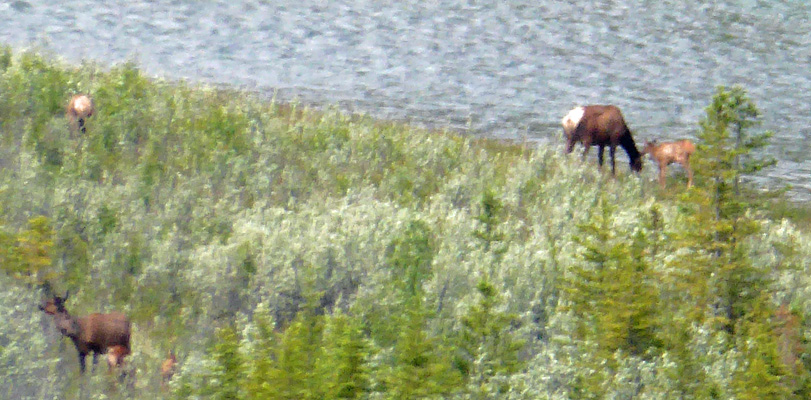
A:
[[1, 47, 810, 399]]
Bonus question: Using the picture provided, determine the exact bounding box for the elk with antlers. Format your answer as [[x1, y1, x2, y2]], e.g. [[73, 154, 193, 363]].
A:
[[39, 290, 131, 374]]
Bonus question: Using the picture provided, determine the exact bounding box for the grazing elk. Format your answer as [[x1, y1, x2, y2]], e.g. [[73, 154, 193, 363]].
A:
[[561, 105, 643, 174], [66, 94, 95, 134], [642, 139, 695, 188], [39, 291, 131, 374]]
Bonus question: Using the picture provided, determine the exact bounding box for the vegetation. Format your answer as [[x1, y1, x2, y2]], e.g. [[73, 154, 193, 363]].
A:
[[1, 46, 811, 399]]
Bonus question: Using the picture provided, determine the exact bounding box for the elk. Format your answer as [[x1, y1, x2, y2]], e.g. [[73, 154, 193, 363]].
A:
[[642, 139, 695, 188], [106, 344, 132, 384], [161, 351, 178, 388], [106, 345, 130, 370], [39, 291, 131, 374], [561, 105, 643, 174], [66, 94, 95, 134]]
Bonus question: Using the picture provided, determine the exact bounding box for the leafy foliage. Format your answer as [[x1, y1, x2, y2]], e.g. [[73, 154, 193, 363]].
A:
[[0, 216, 57, 286], [0, 48, 808, 399]]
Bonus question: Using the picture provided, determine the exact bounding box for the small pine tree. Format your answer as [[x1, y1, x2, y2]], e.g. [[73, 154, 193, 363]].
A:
[[680, 85, 774, 334], [372, 219, 436, 347], [663, 325, 719, 399], [695, 86, 775, 196], [660, 86, 782, 398], [388, 219, 435, 299], [456, 278, 525, 398], [733, 294, 792, 400], [473, 188, 506, 256], [383, 296, 460, 399], [319, 312, 371, 399], [203, 324, 245, 400], [562, 197, 661, 359], [379, 219, 461, 398], [263, 308, 325, 400], [244, 303, 278, 400]]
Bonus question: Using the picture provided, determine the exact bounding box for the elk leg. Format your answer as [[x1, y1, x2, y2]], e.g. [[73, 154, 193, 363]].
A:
[[659, 165, 667, 188], [581, 140, 591, 161], [685, 162, 693, 188], [79, 353, 87, 374], [565, 137, 577, 154], [597, 145, 605, 168], [92, 352, 99, 372], [609, 145, 616, 175]]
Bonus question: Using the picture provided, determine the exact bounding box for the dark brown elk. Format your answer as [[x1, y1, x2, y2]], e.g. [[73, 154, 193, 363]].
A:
[[39, 291, 131, 374], [66, 94, 95, 134], [562, 105, 643, 174], [642, 139, 696, 188]]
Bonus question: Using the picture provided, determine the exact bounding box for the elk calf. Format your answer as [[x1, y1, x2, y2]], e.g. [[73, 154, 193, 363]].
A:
[[106, 344, 133, 386], [66, 94, 95, 134], [39, 291, 131, 374], [161, 351, 178, 388], [642, 139, 695, 188], [106, 345, 130, 370]]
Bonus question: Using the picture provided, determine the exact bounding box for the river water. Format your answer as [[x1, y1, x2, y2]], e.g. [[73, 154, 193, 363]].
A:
[[2, 1, 810, 198]]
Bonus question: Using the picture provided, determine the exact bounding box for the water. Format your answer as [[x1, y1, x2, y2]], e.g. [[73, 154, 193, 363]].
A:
[[2, 0, 810, 198]]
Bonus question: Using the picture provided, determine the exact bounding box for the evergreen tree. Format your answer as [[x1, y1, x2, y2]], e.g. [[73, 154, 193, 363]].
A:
[[263, 307, 325, 400], [558, 196, 663, 398], [664, 86, 784, 398], [473, 188, 507, 259], [456, 279, 525, 398], [562, 196, 661, 359], [388, 219, 435, 299], [244, 303, 278, 400], [383, 295, 460, 399], [379, 219, 461, 398], [319, 312, 371, 399], [733, 294, 791, 400], [203, 324, 245, 400], [697, 86, 775, 196], [663, 325, 720, 400], [682, 85, 775, 334], [371, 219, 436, 347]]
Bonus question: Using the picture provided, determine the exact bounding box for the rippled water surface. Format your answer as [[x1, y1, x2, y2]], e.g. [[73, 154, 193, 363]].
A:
[[2, 1, 810, 198]]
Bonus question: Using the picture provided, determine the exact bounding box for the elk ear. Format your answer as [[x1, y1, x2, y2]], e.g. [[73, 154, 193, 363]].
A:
[[63, 290, 70, 301]]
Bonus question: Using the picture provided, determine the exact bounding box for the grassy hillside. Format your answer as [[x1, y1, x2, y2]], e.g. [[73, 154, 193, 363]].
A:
[[1, 46, 811, 399]]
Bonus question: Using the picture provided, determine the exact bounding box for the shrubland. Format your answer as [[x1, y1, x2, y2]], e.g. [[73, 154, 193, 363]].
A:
[[1, 46, 810, 399]]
